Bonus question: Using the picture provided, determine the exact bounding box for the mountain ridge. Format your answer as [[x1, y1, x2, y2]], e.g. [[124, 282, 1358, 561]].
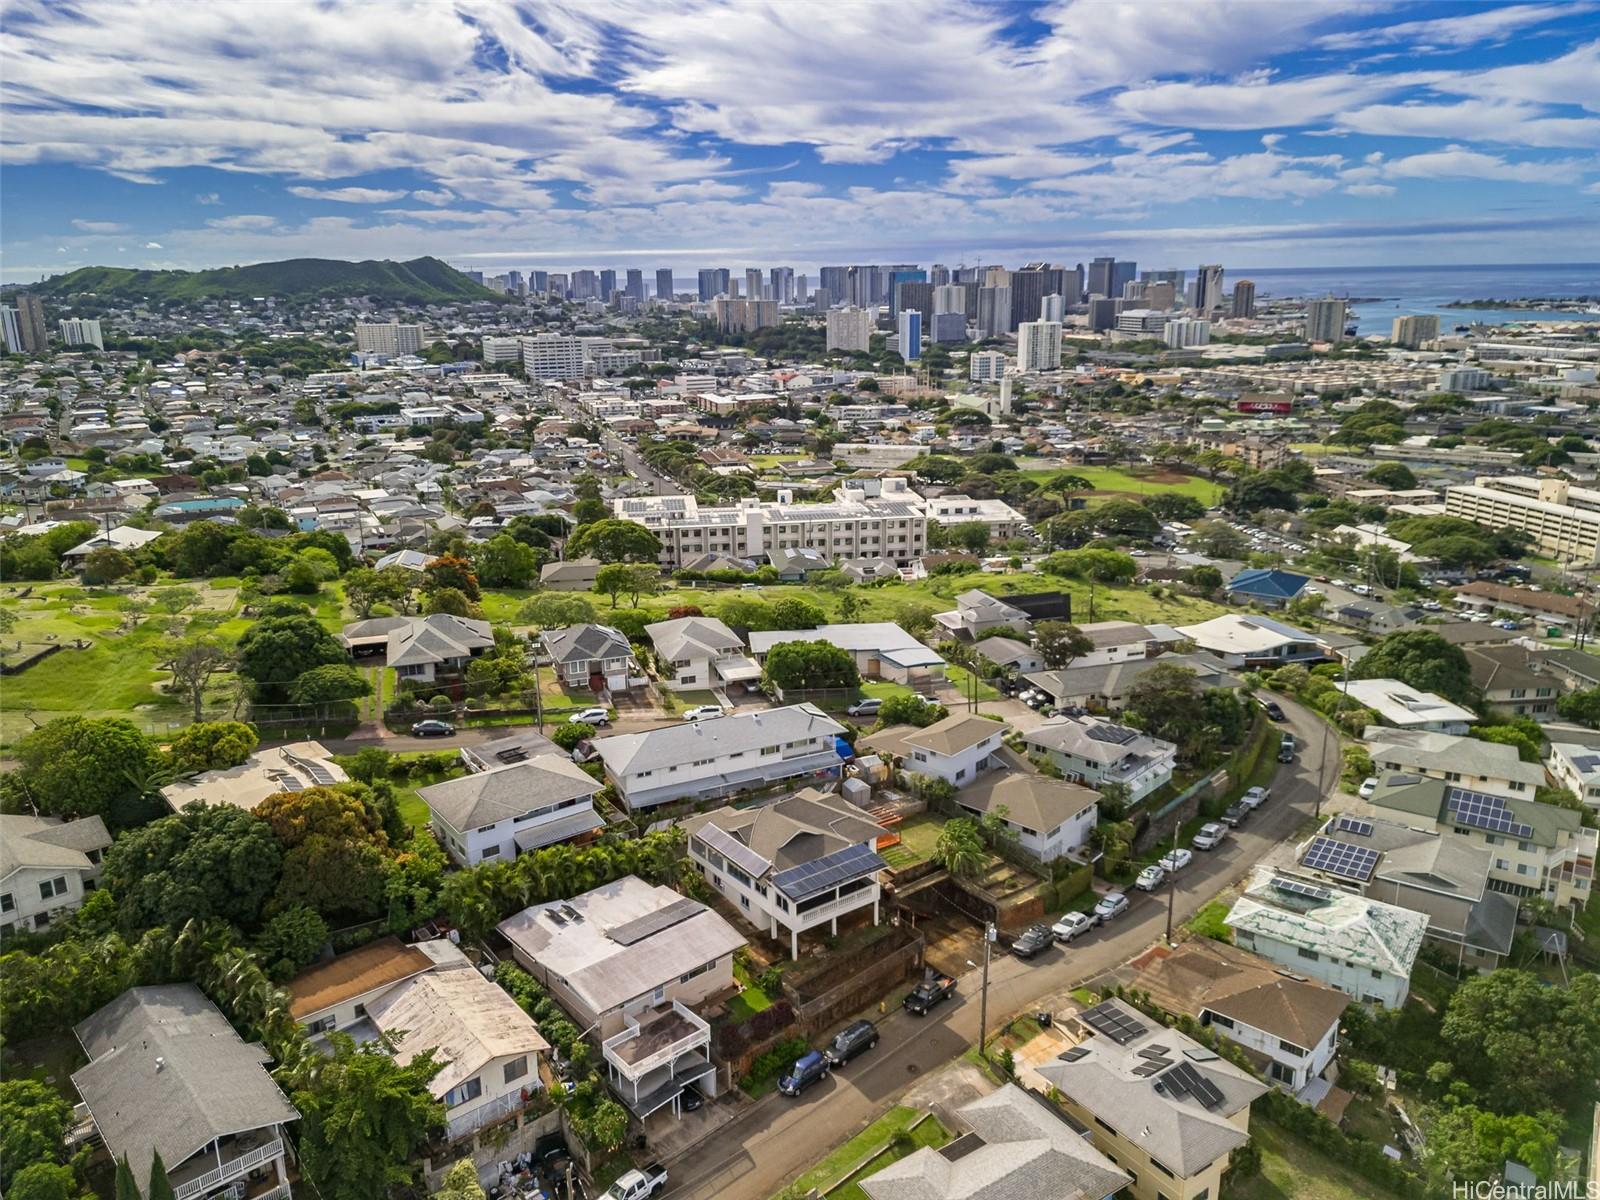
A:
[[8, 256, 499, 304]]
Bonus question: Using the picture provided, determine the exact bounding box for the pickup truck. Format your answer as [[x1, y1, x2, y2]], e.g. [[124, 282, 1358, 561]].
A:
[[605, 1163, 667, 1200], [903, 973, 957, 1015]]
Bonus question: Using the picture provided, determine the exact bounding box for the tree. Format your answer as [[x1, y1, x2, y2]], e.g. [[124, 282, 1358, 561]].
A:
[[1033, 622, 1093, 669], [9, 1164, 80, 1200], [768, 596, 826, 629], [518, 593, 597, 628], [146, 1152, 176, 1200], [933, 818, 986, 877], [114, 1157, 142, 1200], [563, 519, 662, 564], [434, 1160, 487, 1200], [877, 695, 947, 727], [947, 521, 992, 555], [1187, 520, 1249, 559], [151, 586, 201, 619], [236, 613, 347, 704], [1124, 663, 1220, 764], [1092, 499, 1162, 541], [1224, 472, 1300, 514], [423, 587, 481, 618], [1440, 970, 1600, 1116], [1351, 630, 1476, 706], [293, 1032, 445, 1200], [474, 535, 538, 588], [1471, 724, 1542, 764], [423, 554, 481, 601], [593, 562, 632, 608], [1185, 565, 1223, 593], [1557, 686, 1600, 729], [255, 904, 331, 980], [82, 546, 136, 585], [1364, 462, 1417, 490], [763, 641, 859, 691], [168, 720, 259, 774], [343, 566, 412, 618], [160, 635, 235, 722], [289, 664, 373, 707], [104, 803, 284, 933], [1141, 493, 1206, 521], [256, 786, 393, 920], [0, 606, 17, 635], [14, 716, 162, 819], [1424, 1105, 1560, 1186], [1, 1080, 73, 1189]]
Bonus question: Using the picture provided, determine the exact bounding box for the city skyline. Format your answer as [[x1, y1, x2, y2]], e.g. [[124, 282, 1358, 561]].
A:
[[2, 0, 1598, 282]]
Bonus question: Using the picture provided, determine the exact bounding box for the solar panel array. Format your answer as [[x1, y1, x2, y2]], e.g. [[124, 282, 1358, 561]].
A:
[[1080, 1001, 1147, 1046], [697, 824, 772, 879], [1159, 1061, 1225, 1111], [1087, 724, 1139, 745], [1302, 836, 1380, 882], [1573, 755, 1600, 773], [605, 896, 704, 946], [1445, 787, 1534, 839], [1334, 815, 1373, 838], [1059, 1046, 1091, 1063], [1271, 877, 1333, 902], [770, 841, 888, 901]]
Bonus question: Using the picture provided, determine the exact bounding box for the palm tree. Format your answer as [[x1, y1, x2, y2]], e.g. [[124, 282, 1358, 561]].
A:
[[933, 819, 986, 878]]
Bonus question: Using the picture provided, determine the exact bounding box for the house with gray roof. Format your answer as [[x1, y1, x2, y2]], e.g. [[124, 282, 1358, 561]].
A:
[[421, 754, 604, 866], [340, 613, 493, 683], [1022, 716, 1176, 802], [952, 773, 1099, 864], [1225, 867, 1429, 1008], [73, 985, 299, 1200], [1364, 727, 1542, 802], [539, 557, 602, 591], [860, 713, 1008, 790], [682, 787, 887, 957], [932, 590, 1029, 639], [1464, 643, 1560, 722], [748, 622, 946, 686], [862, 1082, 1129, 1200], [1036, 998, 1265, 1200], [644, 614, 762, 692], [1549, 742, 1600, 810], [1, 813, 111, 937], [595, 702, 847, 810], [540, 623, 643, 694], [974, 635, 1044, 675], [1026, 652, 1240, 714], [767, 545, 833, 581]]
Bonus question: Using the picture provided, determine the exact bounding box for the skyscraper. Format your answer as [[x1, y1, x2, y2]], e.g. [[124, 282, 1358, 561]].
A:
[[598, 269, 617, 298], [571, 269, 598, 299], [1040, 294, 1065, 324], [931, 312, 966, 344], [745, 268, 765, 301], [530, 270, 549, 293], [1141, 268, 1184, 290], [625, 269, 644, 301], [819, 266, 848, 306], [656, 268, 675, 300], [977, 286, 1013, 337], [894, 281, 934, 323], [1195, 264, 1225, 312], [1009, 264, 1059, 328], [933, 284, 967, 315], [1144, 282, 1177, 311], [897, 309, 922, 361], [1086, 257, 1116, 298], [1087, 298, 1119, 332], [1017, 320, 1063, 372], [547, 273, 568, 298], [698, 268, 729, 301], [826, 306, 875, 353], [1391, 314, 1439, 349], [1305, 297, 1348, 344], [14, 293, 47, 354], [0, 307, 20, 354], [1231, 280, 1256, 319], [58, 317, 103, 349], [1061, 264, 1084, 304], [769, 267, 794, 304], [1110, 260, 1138, 297], [930, 264, 950, 287]]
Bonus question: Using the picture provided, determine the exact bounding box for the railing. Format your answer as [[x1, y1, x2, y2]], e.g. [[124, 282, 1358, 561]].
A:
[[174, 1140, 284, 1200], [791, 884, 879, 929], [601, 1000, 710, 1081], [445, 1090, 526, 1142]]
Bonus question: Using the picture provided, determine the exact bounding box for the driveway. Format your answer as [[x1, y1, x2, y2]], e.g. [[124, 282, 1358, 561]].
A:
[[660, 693, 1339, 1200]]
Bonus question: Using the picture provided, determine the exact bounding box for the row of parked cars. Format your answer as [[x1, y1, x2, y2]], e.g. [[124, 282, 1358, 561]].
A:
[[777, 1017, 884, 1097]]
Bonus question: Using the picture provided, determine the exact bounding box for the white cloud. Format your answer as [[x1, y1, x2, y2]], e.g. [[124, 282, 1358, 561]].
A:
[[287, 185, 408, 203], [1317, 3, 1584, 52], [1336, 99, 1600, 149], [205, 213, 276, 230], [410, 188, 454, 205], [70, 219, 128, 233], [194, 192, 221, 205], [142, 240, 163, 248], [1343, 183, 1395, 197], [1380, 145, 1585, 184]]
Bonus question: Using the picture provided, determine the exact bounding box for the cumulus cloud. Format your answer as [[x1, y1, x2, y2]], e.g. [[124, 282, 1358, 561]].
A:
[[142, 240, 163, 248], [70, 219, 127, 233], [205, 214, 276, 230], [287, 185, 408, 203]]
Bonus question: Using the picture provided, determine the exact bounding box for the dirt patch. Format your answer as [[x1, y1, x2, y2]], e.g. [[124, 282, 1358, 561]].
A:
[[916, 913, 987, 978]]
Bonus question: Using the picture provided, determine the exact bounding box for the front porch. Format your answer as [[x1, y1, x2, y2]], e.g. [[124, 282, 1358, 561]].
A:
[[169, 1126, 290, 1200]]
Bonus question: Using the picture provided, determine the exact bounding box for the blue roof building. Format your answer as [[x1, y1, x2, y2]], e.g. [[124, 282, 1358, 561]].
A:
[[1225, 568, 1310, 608]]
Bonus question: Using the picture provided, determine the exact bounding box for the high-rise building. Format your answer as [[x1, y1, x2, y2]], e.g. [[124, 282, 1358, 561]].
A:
[[796, 274, 808, 305], [655, 269, 675, 300], [1040, 294, 1065, 324], [933, 284, 967, 315], [1010, 263, 1064, 328], [769, 267, 794, 304], [529, 269, 549, 293], [520, 333, 586, 380], [930, 312, 967, 344], [624, 269, 644, 301], [977, 286, 1013, 337], [1017, 320, 1063, 372], [1061, 264, 1084, 304], [1087, 298, 1119, 332], [354, 322, 424, 356], [894, 281, 934, 323], [745, 268, 765, 301], [1163, 318, 1210, 348], [826, 306, 875, 353], [1144, 282, 1177, 311], [0, 307, 20, 355], [1086, 257, 1116, 298], [1231, 280, 1256, 319], [697, 268, 729, 301], [482, 336, 523, 364], [57, 317, 103, 349], [13, 293, 47, 354], [598, 269, 617, 298], [969, 350, 1008, 382], [571, 269, 598, 300], [713, 297, 779, 333], [1195, 264, 1225, 312], [1111, 261, 1138, 297], [1391, 314, 1440, 349], [1305, 297, 1348, 344], [1141, 268, 1184, 289], [897, 309, 922, 361], [548, 273, 569, 298], [505, 270, 525, 295], [930, 264, 950, 287], [819, 266, 848, 307]]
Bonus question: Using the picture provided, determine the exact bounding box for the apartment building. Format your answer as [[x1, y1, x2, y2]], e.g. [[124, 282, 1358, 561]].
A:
[[1444, 476, 1600, 565], [825, 306, 875, 353], [520, 333, 587, 381], [354, 322, 424, 356], [924, 494, 1027, 537]]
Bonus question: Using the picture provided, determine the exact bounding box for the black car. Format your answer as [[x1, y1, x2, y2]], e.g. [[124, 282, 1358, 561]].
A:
[[1011, 923, 1055, 959], [824, 1019, 879, 1067], [1261, 700, 1286, 721], [1221, 801, 1250, 828], [411, 718, 456, 737], [679, 1083, 704, 1112]]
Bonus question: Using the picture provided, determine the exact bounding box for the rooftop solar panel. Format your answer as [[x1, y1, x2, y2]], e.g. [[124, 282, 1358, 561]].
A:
[[1302, 836, 1381, 882], [1445, 787, 1534, 839], [1080, 1001, 1147, 1046], [1334, 816, 1374, 838], [1059, 1046, 1091, 1062], [696, 824, 773, 880], [1160, 1061, 1226, 1111], [1271, 877, 1333, 902], [605, 896, 704, 947], [1086, 724, 1139, 745], [770, 842, 888, 901]]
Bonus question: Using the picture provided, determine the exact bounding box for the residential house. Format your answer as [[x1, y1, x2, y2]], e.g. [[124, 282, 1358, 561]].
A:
[[1172, 615, 1326, 670], [1130, 940, 1349, 1093], [60, 524, 165, 565], [1292, 813, 1518, 970], [1549, 742, 1600, 809], [372, 548, 432, 574], [160, 741, 348, 813], [1071, 621, 1162, 668], [1225, 568, 1310, 609], [767, 546, 834, 581], [861, 713, 1007, 789], [420, 754, 605, 866], [1224, 868, 1429, 1009], [840, 556, 903, 584], [539, 558, 602, 591], [1022, 717, 1177, 803], [1026, 652, 1240, 714], [952, 772, 1099, 864], [286, 936, 439, 1034], [932, 590, 1030, 639], [1036, 998, 1267, 1200], [1338, 679, 1477, 736], [1365, 773, 1596, 911], [1, 814, 111, 937], [644, 615, 763, 692], [1464, 644, 1560, 721], [1535, 647, 1600, 693], [861, 1083, 1130, 1200], [1454, 581, 1596, 629], [748, 622, 946, 686], [681, 788, 888, 957], [974, 635, 1044, 676], [340, 614, 494, 684], [1364, 728, 1541, 801], [541, 623, 644, 694], [498, 876, 744, 1121], [596, 703, 847, 810], [74, 986, 299, 1200]]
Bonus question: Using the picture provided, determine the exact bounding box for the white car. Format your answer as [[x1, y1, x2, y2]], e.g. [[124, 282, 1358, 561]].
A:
[[1193, 822, 1228, 850], [682, 704, 726, 721], [1240, 786, 1271, 810], [1358, 776, 1379, 799], [570, 706, 611, 727], [1159, 847, 1194, 873], [1051, 911, 1097, 942], [1094, 892, 1130, 922], [1135, 864, 1166, 891]]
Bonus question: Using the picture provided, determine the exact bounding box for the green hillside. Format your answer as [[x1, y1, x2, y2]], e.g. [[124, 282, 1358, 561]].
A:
[[18, 256, 498, 304]]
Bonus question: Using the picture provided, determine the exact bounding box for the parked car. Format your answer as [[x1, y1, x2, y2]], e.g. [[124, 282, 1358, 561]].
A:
[[570, 707, 611, 727], [778, 1050, 830, 1096], [1135, 864, 1166, 891], [682, 704, 726, 721], [1193, 822, 1229, 850], [1011, 923, 1055, 959], [1051, 911, 1097, 942], [903, 973, 957, 1015], [846, 698, 883, 717], [1278, 735, 1296, 763], [1358, 776, 1379, 799], [1260, 699, 1286, 721], [1094, 892, 1130, 922], [824, 1020, 879, 1067], [605, 1163, 667, 1200], [1240, 786, 1271, 810], [1159, 847, 1194, 873], [410, 719, 455, 737], [1221, 802, 1250, 828], [679, 1083, 704, 1112]]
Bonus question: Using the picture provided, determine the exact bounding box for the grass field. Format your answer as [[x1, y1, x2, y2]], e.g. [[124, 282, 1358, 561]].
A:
[[1227, 1118, 1408, 1200], [879, 812, 946, 869], [782, 1108, 950, 1200], [1017, 462, 1226, 506]]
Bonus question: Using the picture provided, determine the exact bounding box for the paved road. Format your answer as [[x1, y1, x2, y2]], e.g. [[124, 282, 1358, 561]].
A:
[[662, 693, 1339, 1200]]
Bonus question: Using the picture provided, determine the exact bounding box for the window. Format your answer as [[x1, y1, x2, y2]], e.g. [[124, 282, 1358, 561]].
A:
[[1278, 1038, 1307, 1056], [1297, 947, 1319, 962], [354, 1004, 367, 1018], [1207, 1012, 1234, 1029], [1371, 969, 1383, 980], [0, 894, 12, 913], [504, 1056, 529, 1085], [38, 877, 67, 901], [308, 1016, 335, 1034], [480, 845, 500, 860], [444, 1078, 482, 1107], [1151, 1158, 1175, 1179]]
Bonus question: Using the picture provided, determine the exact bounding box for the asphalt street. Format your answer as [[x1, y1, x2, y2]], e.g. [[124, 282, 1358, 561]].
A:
[[661, 692, 1340, 1200]]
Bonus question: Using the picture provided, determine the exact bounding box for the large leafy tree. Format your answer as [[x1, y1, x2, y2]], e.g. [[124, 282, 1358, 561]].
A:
[[0, 1080, 74, 1189], [1224, 472, 1301, 514], [422, 554, 481, 601], [563, 518, 662, 563], [1351, 630, 1476, 706], [9, 1163, 81, 1200], [763, 641, 859, 690], [1091, 499, 1162, 541], [1033, 622, 1094, 670], [518, 593, 598, 628], [1423, 1105, 1560, 1187], [1439, 970, 1600, 1116], [167, 720, 259, 775], [13, 716, 163, 819], [254, 904, 331, 981], [288, 664, 372, 707], [593, 562, 658, 608], [474, 535, 539, 588], [159, 635, 235, 723], [1557, 686, 1600, 729], [257, 786, 393, 920], [104, 803, 284, 933], [236, 613, 347, 704], [343, 566, 412, 618]]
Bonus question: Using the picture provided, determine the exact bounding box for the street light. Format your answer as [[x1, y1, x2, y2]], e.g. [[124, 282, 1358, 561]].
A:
[[965, 922, 997, 1057]]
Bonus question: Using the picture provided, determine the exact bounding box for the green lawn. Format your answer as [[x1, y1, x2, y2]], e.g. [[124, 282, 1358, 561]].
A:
[[782, 1108, 950, 1200], [880, 812, 946, 869], [727, 957, 778, 1022], [1225, 1118, 1408, 1200], [1186, 900, 1234, 943], [944, 662, 999, 701], [1017, 462, 1226, 506]]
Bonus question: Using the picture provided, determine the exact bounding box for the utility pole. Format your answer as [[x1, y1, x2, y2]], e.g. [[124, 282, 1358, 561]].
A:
[[1165, 819, 1179, 944], [978, 921, 994, 1055], [1315, 716, 1330, 823]]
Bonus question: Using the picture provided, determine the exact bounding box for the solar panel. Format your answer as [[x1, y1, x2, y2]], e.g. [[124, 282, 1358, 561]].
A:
[[1573, 755, 1600, 772], [1302, 836, 1380, 882], [1160, 1061, 1225, 1111], [1271, 877, 1333, 901], [770, 841, 888, 901], [697, 824, 773, 880], [1086, 724, 1138, 745], [1132, 1063, 1163, 1077], [1080, 1001, 1147, 1046], [1138, 1045, 1172, 1060], [1334, 816, 1373, 838], [1445, 787, 1534, 839], [605, 896, 703, 946], [1059, 1046, 1091, 1062], [496, 748, 529, 763]]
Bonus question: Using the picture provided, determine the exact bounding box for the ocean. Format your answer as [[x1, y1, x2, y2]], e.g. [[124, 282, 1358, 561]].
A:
[[1234, 262, 1600, 335]]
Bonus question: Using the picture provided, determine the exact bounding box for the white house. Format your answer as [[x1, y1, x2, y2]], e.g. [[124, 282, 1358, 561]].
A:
[[1, 814, 111, 937], [644, 615, 763, 692], [1549, 742, 1600, 809], [747, 622, 946, 685], [540, 623, 646, 694], [595, 703, 847, 810], [1072, 620, 1159, 668], [863, 712, 1008, 789], [682, 788, 888, 958], [931, 590, 1030, 639], [1225, 868, 1428, 1009], [419, 754, 605, 866], [974, 636, 1044, 676], [340, 613, 495, 684], [1365, 728, 1540, 801], [1174, 614, 1326, 670], [159, 741, 348, 813], [953, 773, 1099, 864], [1022, 716, 1177, 802], [1339, 679, 1477, 736]]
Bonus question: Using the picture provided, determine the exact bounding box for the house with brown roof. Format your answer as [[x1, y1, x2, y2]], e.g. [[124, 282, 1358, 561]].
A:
[[861, 713, 1007, 789], [285, 936, 437, 1034], [1454, 581, 1596, 627], [1129, 940, 1349, 1093], [952, 773, 1099, 864], [1463, 644, 1560, 722]]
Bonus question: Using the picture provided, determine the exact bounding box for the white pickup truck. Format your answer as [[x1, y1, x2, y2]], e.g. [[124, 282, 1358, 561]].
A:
[[605, 1163, 667, 1200]]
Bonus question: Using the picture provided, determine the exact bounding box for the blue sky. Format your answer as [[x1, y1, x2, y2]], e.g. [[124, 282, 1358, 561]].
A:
[[2, 0, 1598, 282]]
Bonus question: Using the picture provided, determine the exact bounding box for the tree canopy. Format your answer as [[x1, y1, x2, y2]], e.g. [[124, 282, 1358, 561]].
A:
[[236, 612, 348, 704], [1439, 970, 1600, 1116], [12, 716, 163, 820], [1350, 630, 1477, 706], [104, 803, 285, 933], [763, 641, 859, 691], [564, 519, 662, 563]]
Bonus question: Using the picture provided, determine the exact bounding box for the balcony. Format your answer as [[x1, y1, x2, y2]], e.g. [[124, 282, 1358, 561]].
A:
[[603, 1000, 710, 1083], [444, 1089, 531, 1143], [171, 1132, 285, 1200]]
